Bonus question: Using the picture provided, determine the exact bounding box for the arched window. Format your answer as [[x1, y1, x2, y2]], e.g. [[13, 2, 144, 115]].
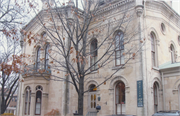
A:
[[115, 31, 124, 66], [89, 84, 97, 111], [151, 32, 157, 67], [90, 39, 98, 71], [170, 44, 175, 63], [24, 86, 31, 115], [36, 47, 41, 70], [45, 44, 49, 70], [153, 82, 159, 113], [35, 86, 43, 115], [115, 81, 125, 114]]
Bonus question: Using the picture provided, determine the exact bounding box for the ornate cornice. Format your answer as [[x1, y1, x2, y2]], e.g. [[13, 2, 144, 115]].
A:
[[161, 67, 180, 77], [145, 1, 180, 29], [96, 0, 135, 14], [145, 16, 180, 34]]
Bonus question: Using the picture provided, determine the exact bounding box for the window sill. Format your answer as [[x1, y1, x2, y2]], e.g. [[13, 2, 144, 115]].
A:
[[112, 65, 125, 70], [91, 70, 98, 73], [152, 67, 159, 71]]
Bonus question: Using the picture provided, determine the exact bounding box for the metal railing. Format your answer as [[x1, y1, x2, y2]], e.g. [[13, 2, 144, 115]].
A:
[[22, 63, 51, 75]]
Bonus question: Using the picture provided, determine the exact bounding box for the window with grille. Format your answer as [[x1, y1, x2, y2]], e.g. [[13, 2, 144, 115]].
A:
[[115, 31, 124, 66], [115, 81, 125, 114], [151, 32, 158, 67], [89, 84, 97, 111], [24, 86, 31, 115], [153, 82, 158, 113], [170, 44, 175, 63], [90, 39, 98, 71], [35, 86, 43, 115]]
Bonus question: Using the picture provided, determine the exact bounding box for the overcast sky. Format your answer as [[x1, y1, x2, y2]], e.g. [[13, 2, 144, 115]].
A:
[[172, 0, 180, 14]]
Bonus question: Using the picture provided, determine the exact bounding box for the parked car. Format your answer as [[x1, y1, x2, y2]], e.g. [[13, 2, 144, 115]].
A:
[[152, 110, 180, 116]]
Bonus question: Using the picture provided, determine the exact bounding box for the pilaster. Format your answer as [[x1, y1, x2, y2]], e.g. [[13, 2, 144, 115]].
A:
[[41, 93, 48, 116], [135, 4, 147, 116], [30, 93, 36, 116]]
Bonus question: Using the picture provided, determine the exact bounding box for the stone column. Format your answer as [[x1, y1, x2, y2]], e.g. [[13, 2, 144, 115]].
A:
[[16, 35, 24, 116], [41, 93, 48, 116], [109, 89, 114, 115], [22, 94, 25, 116], [63, 2, 75, 115], [30, 93, 36, 116], [135, 4, 146, 116]]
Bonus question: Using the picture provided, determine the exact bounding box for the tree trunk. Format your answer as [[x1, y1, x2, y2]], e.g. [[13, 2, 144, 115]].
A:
[[78, 77, 84, 115], [1, 103, 6, 114]]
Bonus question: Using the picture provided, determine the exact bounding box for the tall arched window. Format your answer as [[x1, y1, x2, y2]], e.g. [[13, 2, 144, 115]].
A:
[[90, 39, 98, 71], [35, 86, 43, 115], [115, 81, 125, 114], [151, 32, 157, 67], [36, 47, 41, 70], [89, 84, 97, 111], [24, 86, 31, 115], [45, 44, 49, 70], [170, 44, 175, 63], [153, 82, 159, 113], [115, 31, 124, 66]]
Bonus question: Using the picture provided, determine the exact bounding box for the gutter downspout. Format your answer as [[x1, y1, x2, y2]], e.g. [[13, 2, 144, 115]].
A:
[[161, 72, 165, 110]]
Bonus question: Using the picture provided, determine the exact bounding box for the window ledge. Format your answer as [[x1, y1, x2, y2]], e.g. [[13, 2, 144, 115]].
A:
[[152, 67, 159, 71], [112, 65, 125, 70], [90, 70, 98, 74]]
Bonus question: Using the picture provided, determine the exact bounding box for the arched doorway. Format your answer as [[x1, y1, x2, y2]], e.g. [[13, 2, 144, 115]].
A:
[[115, 81, 125, 114], [88, 84, 97, 112]]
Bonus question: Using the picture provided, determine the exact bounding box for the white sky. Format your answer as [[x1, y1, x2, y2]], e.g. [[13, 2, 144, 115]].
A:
[[172, 0, 180, 14]]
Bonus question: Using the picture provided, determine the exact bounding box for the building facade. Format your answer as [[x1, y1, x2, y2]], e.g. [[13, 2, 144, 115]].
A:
[[16, 0, 180, 116]]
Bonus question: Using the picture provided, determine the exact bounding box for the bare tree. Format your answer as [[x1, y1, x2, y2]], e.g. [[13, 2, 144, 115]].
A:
[[23, 0, 144, 115], [0, 0, 28, 114], [0, 35, 22, 114]]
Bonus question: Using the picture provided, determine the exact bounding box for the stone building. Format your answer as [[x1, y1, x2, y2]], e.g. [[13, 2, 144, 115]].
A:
[[16, 0, 180, 116]]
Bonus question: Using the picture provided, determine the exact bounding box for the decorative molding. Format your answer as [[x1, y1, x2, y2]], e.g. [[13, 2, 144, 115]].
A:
[[125, 86, 130, 93], [147, 27, 160, 44], [146, 16, 180, 34], [85, 80, 99, 91], [111, 66, 125, 70], [172, 89, 178, 94], [96, 0, 135, 15], [151, 77, 162, 90], [42, 93, 49, 97], [109, 76, 129, 91], [135, 5, 144, 17], [172, 79, 180, 90], [145, 1, 180, 29], [30, 93, 36, 97]]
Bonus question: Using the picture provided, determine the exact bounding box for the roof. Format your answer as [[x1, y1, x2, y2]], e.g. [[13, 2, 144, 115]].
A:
[[159, 61, 180, 70]]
